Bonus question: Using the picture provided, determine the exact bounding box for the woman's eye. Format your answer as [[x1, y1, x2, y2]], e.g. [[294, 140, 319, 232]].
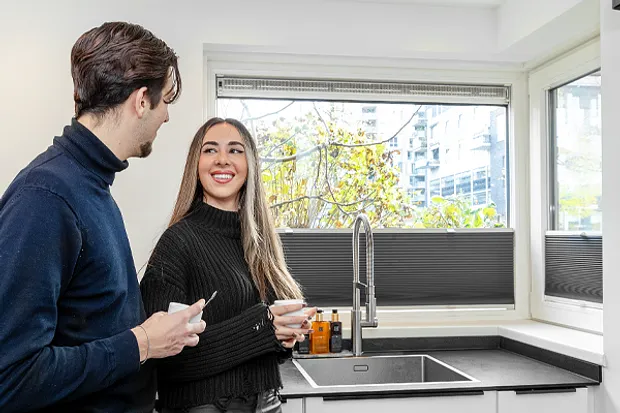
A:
[[203, 148, 216, 154], [231, 148, 244, 154]]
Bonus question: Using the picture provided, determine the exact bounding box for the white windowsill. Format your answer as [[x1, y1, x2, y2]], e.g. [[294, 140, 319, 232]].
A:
[[498, 321, 604, 366], [342, 319, 605, 366]]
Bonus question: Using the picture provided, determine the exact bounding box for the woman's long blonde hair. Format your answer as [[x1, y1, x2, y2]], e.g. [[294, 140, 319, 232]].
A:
[[169, 117, 303, 301]]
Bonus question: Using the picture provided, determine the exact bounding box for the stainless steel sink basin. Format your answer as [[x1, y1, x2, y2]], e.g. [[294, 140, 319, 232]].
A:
[[293, 355, 477, 388]]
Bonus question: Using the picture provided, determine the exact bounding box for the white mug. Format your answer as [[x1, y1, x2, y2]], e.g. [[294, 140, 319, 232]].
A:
[[168, 302, 203, 324], [273, 299, 306, 328]]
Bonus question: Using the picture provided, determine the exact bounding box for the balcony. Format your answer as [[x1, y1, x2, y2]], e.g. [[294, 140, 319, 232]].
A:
[[414, 118, 427, 129], [471, 131, 491, 150], [414, 158, 428, 169], [409, 136, 427, 149]]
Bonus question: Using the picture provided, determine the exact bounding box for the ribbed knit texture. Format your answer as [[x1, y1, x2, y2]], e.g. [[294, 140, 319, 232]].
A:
[[140, 202, 287, 410]]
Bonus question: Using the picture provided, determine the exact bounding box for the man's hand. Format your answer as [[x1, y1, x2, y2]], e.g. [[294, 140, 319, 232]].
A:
[[132, 299, 207, 361]]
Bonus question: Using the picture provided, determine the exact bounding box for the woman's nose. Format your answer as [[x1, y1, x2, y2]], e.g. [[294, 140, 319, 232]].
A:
[[216, 151, 230, 165]]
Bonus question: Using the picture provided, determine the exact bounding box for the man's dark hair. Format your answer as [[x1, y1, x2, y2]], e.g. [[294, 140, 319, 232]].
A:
[[71, 22, 182, 118]]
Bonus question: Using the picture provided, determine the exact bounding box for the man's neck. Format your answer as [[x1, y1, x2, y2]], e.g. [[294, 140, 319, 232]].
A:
[[77, 113, 132, 162]]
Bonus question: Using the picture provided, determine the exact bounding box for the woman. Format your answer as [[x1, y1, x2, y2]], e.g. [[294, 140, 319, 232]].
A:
[[140, 118, 315, 413]]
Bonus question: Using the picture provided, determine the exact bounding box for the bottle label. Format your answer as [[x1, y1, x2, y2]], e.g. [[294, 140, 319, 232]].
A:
[[330, 335, 343, 352]]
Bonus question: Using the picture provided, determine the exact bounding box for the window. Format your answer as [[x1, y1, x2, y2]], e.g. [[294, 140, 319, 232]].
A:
[[473, 167, 488, 192], [529, 39, 602, 333], [456, 173, 471, 195], [430, 179, 441, 198], [549, 71, 602, 232], [441, 176, 455, 197], [546, 71, 602, 305], [217, 97, 508, 229], [215, 74, 513, 309]]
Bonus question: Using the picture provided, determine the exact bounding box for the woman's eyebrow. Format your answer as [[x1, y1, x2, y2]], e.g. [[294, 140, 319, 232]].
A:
[[201, 140, 246, 148]]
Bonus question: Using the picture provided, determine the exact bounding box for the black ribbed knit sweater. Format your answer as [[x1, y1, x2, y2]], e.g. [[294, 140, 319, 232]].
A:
[[140, 202, 287, 409]]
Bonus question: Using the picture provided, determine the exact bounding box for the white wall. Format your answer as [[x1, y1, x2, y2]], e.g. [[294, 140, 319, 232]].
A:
[[601, 1, 620, 411], [0, 0, 600, 274]]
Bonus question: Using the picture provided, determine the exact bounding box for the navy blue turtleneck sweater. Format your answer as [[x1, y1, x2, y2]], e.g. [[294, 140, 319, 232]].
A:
[[0, 119, 155, 412]]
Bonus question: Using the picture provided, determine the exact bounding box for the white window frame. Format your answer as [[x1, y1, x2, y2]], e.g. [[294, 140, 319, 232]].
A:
[[529, 38, 602, 334], [204, 48, 530, 325]]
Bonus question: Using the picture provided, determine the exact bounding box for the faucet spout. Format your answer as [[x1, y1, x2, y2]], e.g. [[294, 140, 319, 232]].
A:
[[352, 213, 378, 357]]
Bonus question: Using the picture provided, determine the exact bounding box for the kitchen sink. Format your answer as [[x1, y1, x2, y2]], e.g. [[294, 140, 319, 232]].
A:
[[292, 354, 477, 388]]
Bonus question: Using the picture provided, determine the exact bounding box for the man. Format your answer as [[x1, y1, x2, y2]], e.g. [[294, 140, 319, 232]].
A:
[[0, 22, 206, 412]]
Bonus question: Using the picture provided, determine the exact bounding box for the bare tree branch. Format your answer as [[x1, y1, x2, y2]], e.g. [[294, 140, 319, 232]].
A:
[[261, 144, 325, 163], [313, 103, 332, 140], [270, 194, 375, 209], [313, 145, 323, 192], [308, 103, 353, 217], [240, 100, 257, 138], [241, 101, 295, 122], [259, 105, 422, 163], [260, 131, 299, 158], [321, 147, 352, 217]]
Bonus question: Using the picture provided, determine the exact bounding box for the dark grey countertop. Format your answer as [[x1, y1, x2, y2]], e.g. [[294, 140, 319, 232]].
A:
[[279, 349, 599, 399]]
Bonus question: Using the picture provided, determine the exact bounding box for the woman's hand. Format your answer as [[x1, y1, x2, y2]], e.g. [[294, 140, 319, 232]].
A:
[[270, 304, 317, 348]]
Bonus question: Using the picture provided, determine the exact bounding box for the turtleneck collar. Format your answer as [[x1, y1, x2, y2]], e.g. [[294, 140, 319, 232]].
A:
[[188, 202, 242, 238], [53, 118, 129, 186]]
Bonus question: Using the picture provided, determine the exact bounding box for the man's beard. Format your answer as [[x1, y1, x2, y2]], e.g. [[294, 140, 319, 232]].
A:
[[138, 141, 153, 158]]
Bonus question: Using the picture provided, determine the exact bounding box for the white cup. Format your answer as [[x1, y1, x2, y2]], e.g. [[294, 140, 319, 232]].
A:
[[273, 299, 306, 328], [168, 302, 203, 324]]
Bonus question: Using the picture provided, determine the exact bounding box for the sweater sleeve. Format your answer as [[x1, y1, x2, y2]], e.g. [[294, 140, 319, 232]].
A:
[[0, 187, 139, 412], [159, 303, 281, 382], [140, 229, 283, 383]]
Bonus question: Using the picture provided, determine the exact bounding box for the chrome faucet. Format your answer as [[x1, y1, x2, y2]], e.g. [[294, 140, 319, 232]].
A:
[[352, 213, 378, 357]]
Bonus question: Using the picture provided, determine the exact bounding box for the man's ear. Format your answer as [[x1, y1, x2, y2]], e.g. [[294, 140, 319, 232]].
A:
[[132, 87, 149, 119]]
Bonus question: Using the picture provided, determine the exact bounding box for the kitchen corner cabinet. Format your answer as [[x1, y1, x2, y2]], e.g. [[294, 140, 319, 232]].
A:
[[304, 391, 496, 413], [497, 387, 588, 413]]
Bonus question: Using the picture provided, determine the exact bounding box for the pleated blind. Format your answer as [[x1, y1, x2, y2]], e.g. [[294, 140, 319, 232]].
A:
[[279, 229, 515, 307], [545, 233, 602, 303]]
